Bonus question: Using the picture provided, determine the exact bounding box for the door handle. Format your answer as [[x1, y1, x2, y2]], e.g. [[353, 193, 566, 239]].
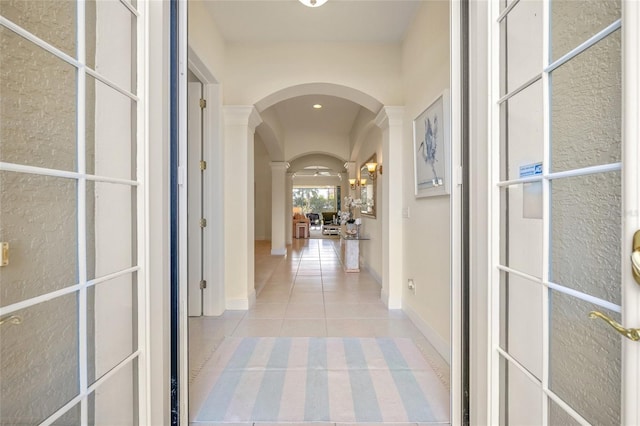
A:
[[589, 311, 640, 342], [633, 230, 640, 285]]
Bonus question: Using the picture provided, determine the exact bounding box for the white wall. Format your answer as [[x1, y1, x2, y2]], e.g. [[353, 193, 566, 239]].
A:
[[254, 135, 272, 241], [188, 1, 225, 82], [224, 42, 403, 106], [353, 127, 383, 283], [400, 1, 451, 357]]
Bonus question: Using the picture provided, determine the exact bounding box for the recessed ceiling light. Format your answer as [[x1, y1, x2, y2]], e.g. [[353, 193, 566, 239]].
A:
[[313, 104, 322, 109]]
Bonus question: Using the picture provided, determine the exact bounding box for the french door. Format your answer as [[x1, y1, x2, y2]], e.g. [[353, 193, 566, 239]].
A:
[[0, 0, 147, 424], [489, 0, 639, 424]]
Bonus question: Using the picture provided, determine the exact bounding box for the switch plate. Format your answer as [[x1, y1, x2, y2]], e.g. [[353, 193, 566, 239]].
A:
[[407, 278, 415, 294], [1, 242, 8, 266]]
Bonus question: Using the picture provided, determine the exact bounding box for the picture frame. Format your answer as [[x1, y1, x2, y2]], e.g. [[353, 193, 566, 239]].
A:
[[413, 90, 451, 198]]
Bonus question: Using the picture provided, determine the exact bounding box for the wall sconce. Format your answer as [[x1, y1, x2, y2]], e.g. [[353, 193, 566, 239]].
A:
[[365, 162, 382, 180], [360, 178, 367, 187], [349, 178, 357, 190]]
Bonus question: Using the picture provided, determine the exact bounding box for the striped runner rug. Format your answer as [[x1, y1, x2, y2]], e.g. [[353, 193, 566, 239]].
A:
[[190, 337, 449, 424]]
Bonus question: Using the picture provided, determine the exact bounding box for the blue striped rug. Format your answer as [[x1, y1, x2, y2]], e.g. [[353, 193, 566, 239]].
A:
[[191, 337, 449, 423]]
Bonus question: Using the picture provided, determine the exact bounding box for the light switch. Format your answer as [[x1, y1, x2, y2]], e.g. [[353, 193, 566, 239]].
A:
[[1, 242, 8, 266]]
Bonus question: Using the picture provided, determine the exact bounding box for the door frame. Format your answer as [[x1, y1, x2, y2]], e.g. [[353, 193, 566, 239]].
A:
[[622, 1, 640, 423]]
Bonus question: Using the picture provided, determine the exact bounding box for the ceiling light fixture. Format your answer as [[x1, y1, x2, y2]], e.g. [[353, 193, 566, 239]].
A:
[[313, 104, 323, 109], [299, 0, 328, 7]]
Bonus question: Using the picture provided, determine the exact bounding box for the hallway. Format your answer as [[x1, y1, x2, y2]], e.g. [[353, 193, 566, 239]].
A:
[[189, 239, 450, 424]]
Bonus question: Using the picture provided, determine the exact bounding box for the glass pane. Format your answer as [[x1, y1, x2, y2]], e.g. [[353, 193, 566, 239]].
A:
[[500, 80, 543, 181], [500, 0, 542, 95], [0, 294, 79, 424], [86, 182, 137, 280], [86, 75, 137, 180], [0, 0, 76, 57], [88, 273, 138, 384], [0, 172, 78, 307], [500, 185, 543, 278], [89, 360, 138, 426], [550, 171, 621, 304], [550, 0, 621, 61], [548, 398, 581, 426], [550, 31, 621, 172], [549, 291, 620, 425], [0, 27, 77, 172], [499, 357, 542, 426], [86, 0, 137, 94], [500, 271, 542, 379], [52, 404, 81, 426]]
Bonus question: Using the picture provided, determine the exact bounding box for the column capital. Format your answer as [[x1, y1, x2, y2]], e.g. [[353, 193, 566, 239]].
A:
[[270, 161, 290, 171], [374, 106, 405, 129], [224, 105, 263, 131]]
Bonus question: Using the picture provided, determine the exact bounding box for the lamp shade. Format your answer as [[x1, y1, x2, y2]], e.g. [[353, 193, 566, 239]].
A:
[[366, 162, 378, 174], [299, 0, 328, 7]]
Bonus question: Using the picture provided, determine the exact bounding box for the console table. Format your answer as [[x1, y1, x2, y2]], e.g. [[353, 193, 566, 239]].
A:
[[339, 234, 369, 272]]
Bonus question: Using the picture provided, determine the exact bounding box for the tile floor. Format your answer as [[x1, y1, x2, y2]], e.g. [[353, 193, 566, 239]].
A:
[[189, 238, 450, 424]]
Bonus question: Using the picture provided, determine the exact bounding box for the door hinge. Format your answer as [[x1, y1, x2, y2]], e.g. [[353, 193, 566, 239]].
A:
[[199, 280, 207, 290], [199, 98, 207, 109], [200, 160, 207, 171], [200, 218, 207, 228]]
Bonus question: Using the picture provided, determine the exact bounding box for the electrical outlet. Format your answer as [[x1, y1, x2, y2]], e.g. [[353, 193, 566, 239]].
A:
[[407, 278, 415, 294]]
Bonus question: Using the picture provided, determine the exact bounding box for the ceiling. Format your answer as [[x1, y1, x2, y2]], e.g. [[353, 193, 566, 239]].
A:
[[202, 0, 422, 44], [199, 0, 423, 173]]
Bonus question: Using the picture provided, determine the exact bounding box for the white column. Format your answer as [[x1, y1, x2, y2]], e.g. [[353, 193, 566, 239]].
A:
[[223, 106, 262, 309], [375, 106, 405, 309], [286, 172, 294, 244], [270, 162, 288, 255]]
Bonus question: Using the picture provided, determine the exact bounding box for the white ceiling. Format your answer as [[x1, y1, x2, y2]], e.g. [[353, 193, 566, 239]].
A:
[[202, 0, 422, 43], [199, 0, 422, 170]]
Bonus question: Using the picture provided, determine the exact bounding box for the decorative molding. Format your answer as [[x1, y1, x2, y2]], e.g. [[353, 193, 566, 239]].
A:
[[403, 302, 451, 365], [269, 161, 290, 171], [374, 106, 405, 129], [223, 105, 263, 131]]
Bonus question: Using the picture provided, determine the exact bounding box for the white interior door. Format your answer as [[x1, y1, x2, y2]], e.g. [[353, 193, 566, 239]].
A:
[[489, 0, 639, 424], [188, 81, 203, 316]]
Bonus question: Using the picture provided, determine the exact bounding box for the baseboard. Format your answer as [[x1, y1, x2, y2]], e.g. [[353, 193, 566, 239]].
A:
[[362, 261, 382, 285], [271, 248, 286, 256], [403, 302, 451, 365], [225, 298, 249, 310]]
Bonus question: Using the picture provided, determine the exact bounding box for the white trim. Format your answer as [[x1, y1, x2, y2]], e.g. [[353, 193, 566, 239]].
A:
[[403, 302, 451, 365], [178, 1, 189, 425], [496, 0, 520, 23], [449, 1, 463, 424], [225, 298, 251, 310], [0, 162, 140, 186], [119, 0, 140, 17], [623, 1, 640, 424], [488, 0, 502, 421], [497, 74, 542, 105], [271, 248, 287, 256], [0, 16, 139, 103], [496, 162, 622, 187], [546, 19, 621, 74]]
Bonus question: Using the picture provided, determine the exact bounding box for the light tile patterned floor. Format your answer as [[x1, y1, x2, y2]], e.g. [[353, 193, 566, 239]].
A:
[[189, 238, 450, 424]]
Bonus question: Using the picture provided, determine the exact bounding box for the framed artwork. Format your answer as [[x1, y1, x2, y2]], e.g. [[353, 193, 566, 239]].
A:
[[413, 90, 450, 198]]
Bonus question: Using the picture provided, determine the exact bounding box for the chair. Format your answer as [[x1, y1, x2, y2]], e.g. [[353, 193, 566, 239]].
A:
[[306, 213, 320, 229]]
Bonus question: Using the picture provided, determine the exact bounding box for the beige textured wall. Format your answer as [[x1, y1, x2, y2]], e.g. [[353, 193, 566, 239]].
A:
[[0, 1, 79, 423]]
